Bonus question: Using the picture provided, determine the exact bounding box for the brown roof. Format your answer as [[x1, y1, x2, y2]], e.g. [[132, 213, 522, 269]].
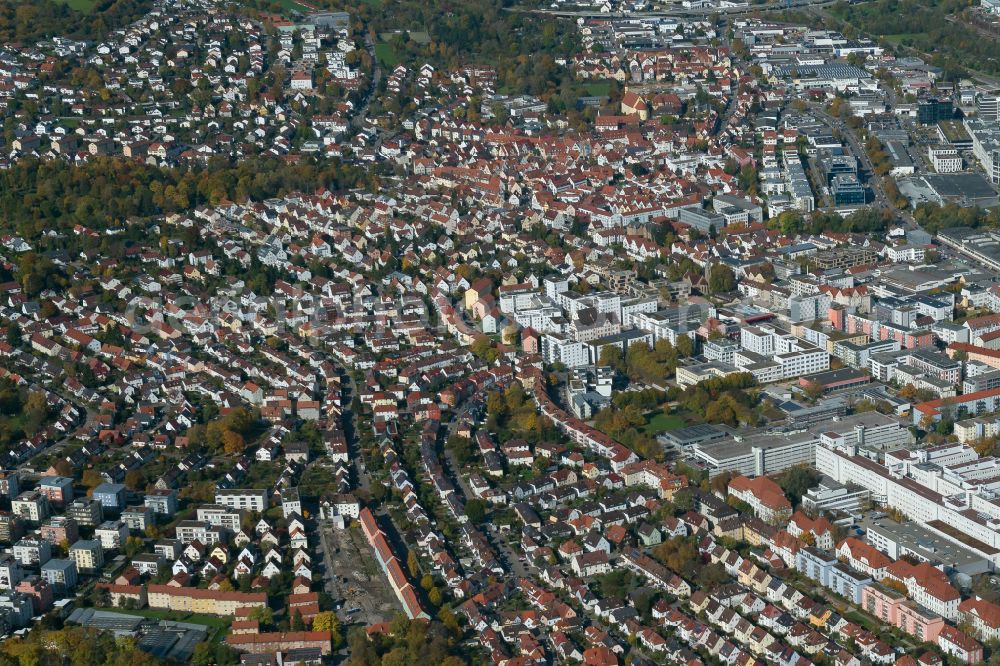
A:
[[729, 475, 791, 512], [226, 631, 331, 647], [147, 584, 266, 602]]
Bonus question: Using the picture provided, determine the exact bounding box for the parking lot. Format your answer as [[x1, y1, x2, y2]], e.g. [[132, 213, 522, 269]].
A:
[[318, 521, 399, 626]]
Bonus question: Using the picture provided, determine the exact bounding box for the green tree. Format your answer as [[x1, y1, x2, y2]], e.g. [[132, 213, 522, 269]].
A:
[[192, 642, 215, 666], [248, 607, 273, 626], [446, 435, 474, 467], [407, 550, 420, 578], [598, 344, 624, 371], [313, 611, 343, 648], [801, 380, 824, 403], [779, 465, 820, 507], [5, 322, 20, 347], [675, 335, 694, 358], [696, 562, 729, 591], [708, 264, 735, 294], [465, 499, 487, 524]]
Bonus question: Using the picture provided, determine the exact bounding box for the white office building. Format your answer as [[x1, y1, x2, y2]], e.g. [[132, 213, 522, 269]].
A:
[[541, 334, 591, 369]]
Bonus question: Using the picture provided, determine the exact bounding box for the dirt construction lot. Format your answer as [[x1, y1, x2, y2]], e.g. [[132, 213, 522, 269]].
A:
[[319, 521, 400, 626]]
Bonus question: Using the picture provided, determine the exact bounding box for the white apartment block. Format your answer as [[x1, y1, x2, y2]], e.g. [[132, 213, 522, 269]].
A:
[[964, 117, 1000, 183], [95, 521, 128, 551], [175, 520, 224, 545], [693, 431, 818, 478], [818, 413, 913, 452], [11, 493, 49, 523], [498, 286, 538, 313], [543, 276, 569, 300], [619, 297, 659, 324], [0, 558, 22, 591], [214, 489, 268, 512], [733, 328, 830, 382], [511, 306, 564, 334], [196, 505, 243, 532], [541, 334, 590, 369], [704, 339, 739, 365], [12, 539, 50, 567], [741, 326, 776, 355], [775, 347, 830, 377]]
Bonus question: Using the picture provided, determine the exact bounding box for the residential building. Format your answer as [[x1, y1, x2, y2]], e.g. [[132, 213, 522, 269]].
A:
[[94, 521, 128, 552], [69, 540, 104, 572], [67, 499, 103, 527], [92, 483, 127, 513], [214, 489, 268, 512], [40, 559, 77, 594]]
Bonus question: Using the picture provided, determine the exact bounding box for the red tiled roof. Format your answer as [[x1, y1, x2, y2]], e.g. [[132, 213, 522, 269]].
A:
[[959, 597, 1000, 629], [729, 475, 791, 512]]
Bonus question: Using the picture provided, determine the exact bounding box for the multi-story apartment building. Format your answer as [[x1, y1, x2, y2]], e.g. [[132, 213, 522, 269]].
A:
[[175, 520, 224, 545], [69, 540, 103, 572], [214, 489, 268, 513], [693, 430, 818, 478], [928, 145, 962, 173], [958, 598, 1000, 642], [540, 334, 590, 369], [94, 521, 128, 552], [144, 489, 178, 516], [965, 117, 1000, 183], [12, 539, 51, 567], [121, 506, 152, 533], [11, 492, 50, 523], [0, 513, 23, 544], [92, 483, 127, 513], [37, 477, 74, 507], [196, 505, 242, 532], [727, 475, 792, 524], [39, 517, 78, 546], [796, 546, 837, 587], [67, 499, 103, 528], [0, 472, 20, 498], [146, 585, 267, 616], [801, 477, 870, 514], [0, 555, 23, 591], [40, 559, 77, 594], [828, 562, 872, 604]]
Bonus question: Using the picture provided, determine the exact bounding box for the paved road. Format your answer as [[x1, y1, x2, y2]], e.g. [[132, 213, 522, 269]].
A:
[[509, 0, 844, 19], [18, 377, 107, 477], [439, 401, 531, 579], [808, 103, 889, 206], [313, 350, 369, 493], [803, 101, 929, 231], [351, 32, 382, 131]]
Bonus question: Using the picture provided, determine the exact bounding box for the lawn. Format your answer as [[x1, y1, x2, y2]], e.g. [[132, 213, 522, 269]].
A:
[[580, 80, 613, 97], [242, 457, 281, 489], [56, 0, 98, 12], [272, 0, 317, 13], [881, 33, 922, 45], [642, 412, 686, 436], [844, 610, 880, 633], [246, 0, 315, 15], [374, 42, 400, 67]]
